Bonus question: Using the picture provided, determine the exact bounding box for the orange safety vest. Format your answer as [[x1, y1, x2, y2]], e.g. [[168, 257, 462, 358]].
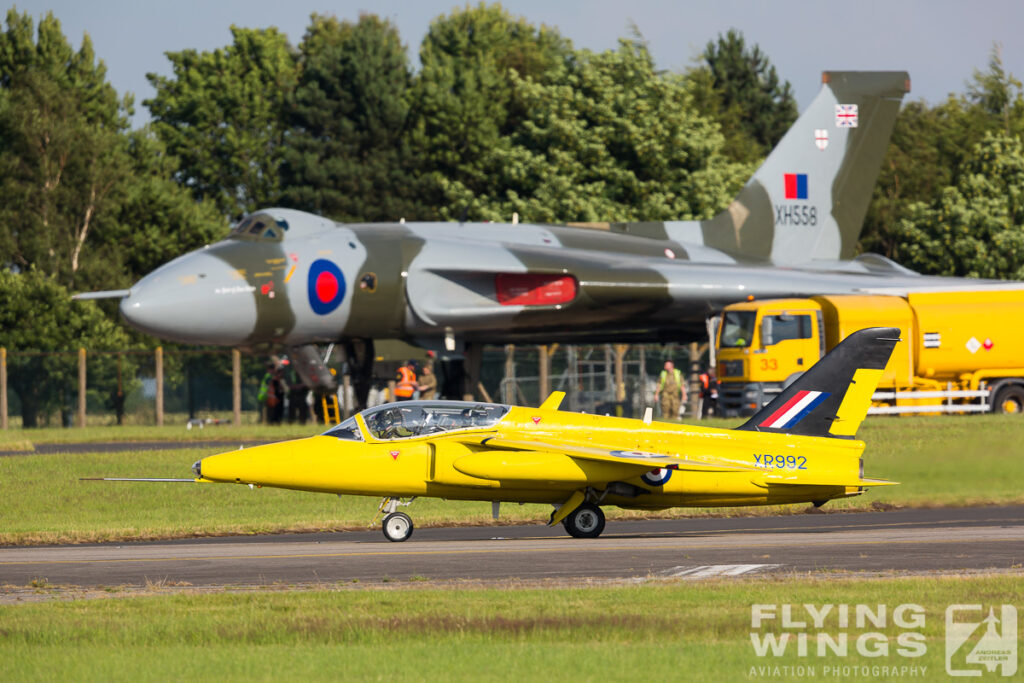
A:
[[395, 366, 417, 398]]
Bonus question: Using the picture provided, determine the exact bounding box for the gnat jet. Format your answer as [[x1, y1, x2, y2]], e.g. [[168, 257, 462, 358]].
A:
[[94, 328, 900, 541], [80, 71, 933, 396]]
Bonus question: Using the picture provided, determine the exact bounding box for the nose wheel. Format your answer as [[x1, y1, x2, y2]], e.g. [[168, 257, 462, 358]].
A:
[[377, 496, 416, 542], [382, 511, 414, 542]]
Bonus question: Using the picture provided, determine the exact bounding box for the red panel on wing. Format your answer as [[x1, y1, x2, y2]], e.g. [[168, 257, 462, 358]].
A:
[[495, 273, 578, 306]]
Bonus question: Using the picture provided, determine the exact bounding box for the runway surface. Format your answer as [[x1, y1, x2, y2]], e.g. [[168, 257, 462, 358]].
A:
[[1, 506, 1022, 588]]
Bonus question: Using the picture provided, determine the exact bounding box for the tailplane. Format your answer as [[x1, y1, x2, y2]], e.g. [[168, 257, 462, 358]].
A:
[[736, 327, 900, 438], [693, 71, 909, 264]]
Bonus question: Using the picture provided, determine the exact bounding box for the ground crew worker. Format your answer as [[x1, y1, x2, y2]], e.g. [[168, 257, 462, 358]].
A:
[[394, 361, 417, 401], [654, 360, 686, 418], [417, 362, 438, 401], [700, 368, 718, 418]]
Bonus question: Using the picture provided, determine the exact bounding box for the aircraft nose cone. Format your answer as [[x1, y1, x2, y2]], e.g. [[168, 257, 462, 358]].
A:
[[120, 252, 257, 345]]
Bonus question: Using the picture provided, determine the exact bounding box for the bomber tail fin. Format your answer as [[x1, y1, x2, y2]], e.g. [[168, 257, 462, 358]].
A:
[[736, 327, 900, 438], [698, 71, 909, 264]]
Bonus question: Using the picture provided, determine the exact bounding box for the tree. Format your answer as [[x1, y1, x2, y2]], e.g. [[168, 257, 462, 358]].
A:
[[280, 13, 422, 222], [698, 29, 797, 157], [889, 133, 1024, 278], [0, 269, 131, 427], [146, 26, 298, 219], [432, 38, 752, 222], [860, 44, 1024, 262], [0, 10, 132, 291], [411, 2, 571, 215]]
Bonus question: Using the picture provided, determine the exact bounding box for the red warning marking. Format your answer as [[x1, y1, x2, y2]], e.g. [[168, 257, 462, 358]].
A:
[[531, 416, 542, 424], [389, 450, 400, 460], [260, 281, 273, 296], [983, 338, 994, 350]]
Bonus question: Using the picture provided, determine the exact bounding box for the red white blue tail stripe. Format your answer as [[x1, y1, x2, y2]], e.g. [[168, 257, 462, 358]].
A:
[[759, 390, 830, 429]]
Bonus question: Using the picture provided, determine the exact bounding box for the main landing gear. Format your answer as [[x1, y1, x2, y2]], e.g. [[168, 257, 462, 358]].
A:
[[378, 496, 416, 542], [559, 503, 606, 539]]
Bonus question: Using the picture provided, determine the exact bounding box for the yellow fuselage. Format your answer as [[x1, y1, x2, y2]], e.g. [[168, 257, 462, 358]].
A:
[[198, 406, 867, 510]]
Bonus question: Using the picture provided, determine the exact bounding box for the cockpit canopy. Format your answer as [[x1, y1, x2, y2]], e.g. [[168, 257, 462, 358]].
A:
[[229, 213, 289, 242], [324, 401, 510, 442]]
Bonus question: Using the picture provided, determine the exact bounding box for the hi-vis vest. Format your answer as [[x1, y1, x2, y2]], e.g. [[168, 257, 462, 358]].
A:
[[395, 366, 417, 398], [659, 369, 683, 393]]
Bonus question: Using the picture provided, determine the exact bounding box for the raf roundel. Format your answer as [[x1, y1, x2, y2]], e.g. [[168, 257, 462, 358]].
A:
[[307, 259, 346, 315]]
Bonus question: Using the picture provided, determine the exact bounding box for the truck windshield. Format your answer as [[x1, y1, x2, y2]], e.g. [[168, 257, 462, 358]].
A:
[[720, 311, 756, 348]]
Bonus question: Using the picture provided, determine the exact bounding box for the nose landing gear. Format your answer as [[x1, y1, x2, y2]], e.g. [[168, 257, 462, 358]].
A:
[[378, 496, 416, 542]]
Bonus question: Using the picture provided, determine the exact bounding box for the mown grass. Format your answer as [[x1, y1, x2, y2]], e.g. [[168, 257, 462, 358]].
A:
[[0, 414, 1022, 544], [0, 422, 317, 447], [1, 575, 1019, 681]]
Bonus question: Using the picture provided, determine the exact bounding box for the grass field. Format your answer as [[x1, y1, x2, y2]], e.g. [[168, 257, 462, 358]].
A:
[[1, 575, 1019, 681], [0, 414, 1022, 544]]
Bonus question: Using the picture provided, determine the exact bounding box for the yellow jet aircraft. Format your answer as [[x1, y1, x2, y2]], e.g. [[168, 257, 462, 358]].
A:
[[106, 327, 900, 541]]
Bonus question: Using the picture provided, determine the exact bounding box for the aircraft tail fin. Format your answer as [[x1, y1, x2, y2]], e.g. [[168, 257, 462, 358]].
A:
[[698, 71, 909, 264], [736, 327, 900, 438]]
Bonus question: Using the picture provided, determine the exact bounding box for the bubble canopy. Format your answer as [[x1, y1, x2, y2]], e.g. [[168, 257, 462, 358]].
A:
[[324, 401, 510, 442]]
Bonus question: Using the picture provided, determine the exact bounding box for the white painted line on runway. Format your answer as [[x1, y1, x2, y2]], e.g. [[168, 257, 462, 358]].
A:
[[662, 564, 783, 578]]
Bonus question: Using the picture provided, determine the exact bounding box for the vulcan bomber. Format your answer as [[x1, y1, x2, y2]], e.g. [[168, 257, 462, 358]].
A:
[[79, 71, 946, 399]]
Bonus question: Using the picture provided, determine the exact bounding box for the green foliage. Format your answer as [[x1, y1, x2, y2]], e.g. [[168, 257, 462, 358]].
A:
[[412, 2, 571, 216], [146, 26, 298, 219], [862, 45, 1024, 276], [698, 29, 797, 158], [0, 11, 132, 291], [0, 270, 131, 426], [0, 10, 222, 295], [890, 133, 1024, 277], [433, 38, 751, 222], [279, 14, 423, 222]]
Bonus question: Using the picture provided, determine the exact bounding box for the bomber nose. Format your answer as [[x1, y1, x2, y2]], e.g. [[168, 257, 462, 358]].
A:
[[120, 252, 257, 344]]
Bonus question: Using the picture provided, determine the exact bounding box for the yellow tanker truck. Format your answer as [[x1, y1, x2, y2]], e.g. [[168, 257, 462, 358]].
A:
[[714, 289, 1024, 417]]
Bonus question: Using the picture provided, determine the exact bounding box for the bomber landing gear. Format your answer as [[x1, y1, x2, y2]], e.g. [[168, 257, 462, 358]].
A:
[[378, 496, 416, 542], [562, 503, 606, 539]]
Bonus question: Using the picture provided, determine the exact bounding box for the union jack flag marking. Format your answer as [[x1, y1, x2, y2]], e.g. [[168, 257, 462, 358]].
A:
[[835, 104, 858, 128]]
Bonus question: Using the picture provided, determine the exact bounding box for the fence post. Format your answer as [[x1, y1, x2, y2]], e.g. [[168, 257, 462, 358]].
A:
[[78, 347, 87, 428], [155, 346, 164, 427], [232, 348, 241, 427], [538, 345, 549, 404], [342, 374, 352, 418], [0, 347, 7, 430], [688, 341, 700, 418], [614, 344, 628, 403]]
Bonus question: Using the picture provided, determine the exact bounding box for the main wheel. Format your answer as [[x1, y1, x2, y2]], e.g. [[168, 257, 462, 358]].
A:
[[562, 503, 606, 539], [994, 385, 1024, 414], [382, 512, 414, 542]]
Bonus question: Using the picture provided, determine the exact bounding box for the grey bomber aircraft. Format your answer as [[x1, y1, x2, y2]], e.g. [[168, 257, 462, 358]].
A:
[[79, 71, 956, 402]]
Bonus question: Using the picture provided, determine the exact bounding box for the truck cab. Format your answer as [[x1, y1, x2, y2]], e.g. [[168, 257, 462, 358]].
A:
[[716, 299, 825, 416]]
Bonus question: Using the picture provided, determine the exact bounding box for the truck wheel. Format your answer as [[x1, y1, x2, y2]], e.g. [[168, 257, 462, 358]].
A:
[[994, 386, 1024, 414]]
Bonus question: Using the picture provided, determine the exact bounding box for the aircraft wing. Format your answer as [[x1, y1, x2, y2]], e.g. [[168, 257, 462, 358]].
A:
[[479, 437, 757, 473]]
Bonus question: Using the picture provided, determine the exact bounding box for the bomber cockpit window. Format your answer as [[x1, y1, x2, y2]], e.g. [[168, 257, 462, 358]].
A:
[[230, 213, 289, 242], [360, 402, 509, 441], [324, 416, 363, 441]]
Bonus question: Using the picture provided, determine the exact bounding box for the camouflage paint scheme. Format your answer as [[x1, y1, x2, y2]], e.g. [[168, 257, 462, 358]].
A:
[[112, 72, 964, 354]]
